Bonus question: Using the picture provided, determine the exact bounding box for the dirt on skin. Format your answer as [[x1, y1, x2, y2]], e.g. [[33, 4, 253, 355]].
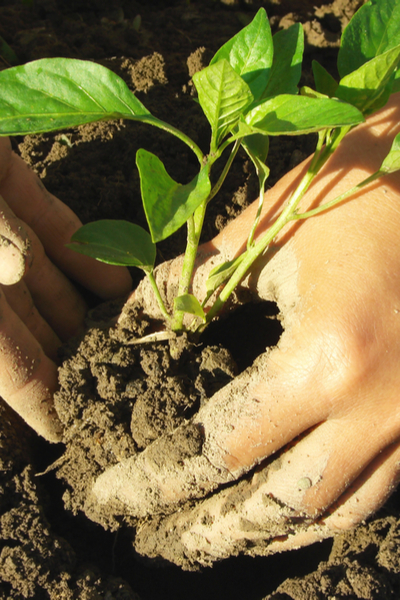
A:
[[2, 0, 400, 599]]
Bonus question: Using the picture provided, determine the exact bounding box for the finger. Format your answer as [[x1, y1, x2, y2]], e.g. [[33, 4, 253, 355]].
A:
[[133, 438, 400, 567], [0, 142, 132, 299], [133, 452, 316, 567], [262, 438, 400, 556], [0, 192, 88, 340], [2, 281, 61, 361], [17, 219, 89, 341], [92, 339, 328, 518], [248, 414, 400, 519], [0, 287, 62, 442], [0, 194, 31, 285]]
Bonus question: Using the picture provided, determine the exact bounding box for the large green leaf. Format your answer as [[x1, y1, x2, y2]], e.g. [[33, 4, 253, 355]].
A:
[[67, 220, 156, 272], [0, 58, 151, 135], [136, 149, 211, 243], [193, 59, 253, 150], [261, 24, 304, 98], [335, 44, 400, 114], [245, 95, 364, 135], [210, 7, 273, 102], [338, 0, 400, 78]]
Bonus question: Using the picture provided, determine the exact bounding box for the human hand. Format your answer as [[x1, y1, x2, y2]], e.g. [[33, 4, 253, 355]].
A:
[[92, 93, 400, 565], [0, 138, 132, 442]]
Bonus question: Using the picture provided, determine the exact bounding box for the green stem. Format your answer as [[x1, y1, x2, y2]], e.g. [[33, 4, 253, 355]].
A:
[[246, 166, 269, 250], [138, 115, 204, 165], [207, 139, 242, 204], [204, 128, 349, 324], [292, 170, 383, 221], [147, 271, 171, 323], [172, 201, 208, 331]]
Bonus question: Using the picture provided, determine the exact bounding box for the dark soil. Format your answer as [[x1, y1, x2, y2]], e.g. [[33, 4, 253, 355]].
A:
[[2, 0, 400, 598]]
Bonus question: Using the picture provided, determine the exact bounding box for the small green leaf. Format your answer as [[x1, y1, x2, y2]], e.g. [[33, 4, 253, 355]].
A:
[[210, 7, 273, 102], [0, 35, 18, 66], [242, 133, 269, 165], [0, 58, 151, 135], [261, 24, 304, 98], [67, 220, 156, 272], [206, 255, 246, 295], [300, 86, 329, 100], [245, 95, 364, 135], [174, 294, 205, 321], [336, 43, 400, 114], [338, 0, 400, 78], [312, 60, 338, 97], [193, 59, 253, 150], [379, 132, 400, 173], [136, 149, 211, 243]]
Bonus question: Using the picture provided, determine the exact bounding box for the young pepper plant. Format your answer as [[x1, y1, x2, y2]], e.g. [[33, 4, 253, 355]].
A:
[[0, 2, 399, 334]]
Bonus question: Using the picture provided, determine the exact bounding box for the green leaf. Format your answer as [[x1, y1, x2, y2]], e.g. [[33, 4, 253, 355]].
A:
[[300, 86, 329, 100], [206, 255, 246, 295], [136, 149, 211, 244], [0, 35, 18, 66], [193, 59, 253, 150], [174, 294, 205, 321], [210, 7, 273, 102], [379, 132, 400, 173], [335, 43, 400, 114], [312, 60, 338, 97], [67, 220, 156, 272], [261, 24, 304, 98], [338, 0, 400, 78], [0, 57, 151, 135], [245, 95, 364, 135], [242, 133, 269, 165]]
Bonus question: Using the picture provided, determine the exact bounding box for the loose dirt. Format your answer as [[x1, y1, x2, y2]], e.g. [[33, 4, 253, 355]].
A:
[[2, 0, 400, 599]]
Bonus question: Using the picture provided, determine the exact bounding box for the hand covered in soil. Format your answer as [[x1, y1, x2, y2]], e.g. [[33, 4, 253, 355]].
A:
[[93, 93, 400, 566], [0, 138, 132, 442]]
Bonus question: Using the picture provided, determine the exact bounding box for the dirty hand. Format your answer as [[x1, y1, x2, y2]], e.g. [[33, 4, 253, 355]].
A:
[[92, 93, 400, 565], [0, 138, 132, 442]]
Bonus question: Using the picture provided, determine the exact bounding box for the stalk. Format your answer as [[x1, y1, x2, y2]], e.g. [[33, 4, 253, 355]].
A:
[[172, 200, 208, 331], [139, 115, 204, 165], [207, 139, 242, 204], [204, 128, 350, 324], [147, 271, 171, 323], [291, 170, 382, 220]]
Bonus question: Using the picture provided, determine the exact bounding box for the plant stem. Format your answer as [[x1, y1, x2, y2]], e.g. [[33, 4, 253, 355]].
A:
[[204, 128, 350, 324], [147, 271, 171, 324], [207, 139, 242, 204], [140, 115, 204, 165], [292, 170, 382, 220], [246, 165, 269, 250], [172, 201, 208, 331]]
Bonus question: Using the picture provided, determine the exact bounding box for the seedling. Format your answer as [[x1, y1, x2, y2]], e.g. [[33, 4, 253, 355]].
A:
[[0, 0, 400, 333]]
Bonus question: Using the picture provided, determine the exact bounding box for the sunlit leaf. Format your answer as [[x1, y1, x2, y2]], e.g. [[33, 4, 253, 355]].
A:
[[338, 0, 400, 78], [0, 58, 151, 135], [336, 43, 400, 114], [245, 94, 364, 135], [210, 8, 273, 102], [193, 59, 253, 150]]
